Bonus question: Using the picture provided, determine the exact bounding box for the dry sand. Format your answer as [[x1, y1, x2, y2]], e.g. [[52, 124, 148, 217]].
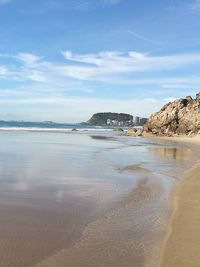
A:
[[159, 135, 200, 267]]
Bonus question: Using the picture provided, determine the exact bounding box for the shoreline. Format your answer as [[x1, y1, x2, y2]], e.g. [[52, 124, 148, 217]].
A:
[[157, 135, 200, 266], [144, 134, 200, 145], [0, 131, 199, 266]]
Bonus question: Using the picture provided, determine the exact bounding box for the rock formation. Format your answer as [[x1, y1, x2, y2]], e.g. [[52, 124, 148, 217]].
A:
[[125, 128, 138, 137], [142, 92, 200, 136]]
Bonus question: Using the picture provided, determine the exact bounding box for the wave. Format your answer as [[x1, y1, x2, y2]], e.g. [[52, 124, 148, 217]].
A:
[[0, 127, 114, 133]]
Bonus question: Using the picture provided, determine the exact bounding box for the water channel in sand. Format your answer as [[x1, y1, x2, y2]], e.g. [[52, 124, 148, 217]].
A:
[[0, 131, 198, 267]]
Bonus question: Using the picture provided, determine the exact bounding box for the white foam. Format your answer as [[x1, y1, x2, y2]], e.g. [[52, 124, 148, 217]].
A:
[[0, 127, 114, 133]]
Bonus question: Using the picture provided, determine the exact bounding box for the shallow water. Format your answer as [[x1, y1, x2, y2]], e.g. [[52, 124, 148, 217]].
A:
[[0, 132, 197, 267]]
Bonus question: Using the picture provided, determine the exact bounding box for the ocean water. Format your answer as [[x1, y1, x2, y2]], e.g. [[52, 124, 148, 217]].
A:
[[0, 121, 114, 132], [0, 130, 197, 267]]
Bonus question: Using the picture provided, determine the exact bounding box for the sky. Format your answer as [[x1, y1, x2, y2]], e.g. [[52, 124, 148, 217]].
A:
[[0, 0, 200, 122]]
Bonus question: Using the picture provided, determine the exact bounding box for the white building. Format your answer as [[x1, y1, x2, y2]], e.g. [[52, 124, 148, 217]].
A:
[[107, 119, 111, 125], [133, 116, 140, 125]]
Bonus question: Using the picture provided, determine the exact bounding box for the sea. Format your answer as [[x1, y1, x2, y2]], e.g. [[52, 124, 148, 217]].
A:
[[0, 120, 122, 132]]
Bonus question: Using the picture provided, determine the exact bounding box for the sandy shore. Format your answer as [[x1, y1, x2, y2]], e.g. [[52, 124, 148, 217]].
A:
[[159, 135, 200, 267], [0, 132, 199, 267], [160, 134, 200, 145]]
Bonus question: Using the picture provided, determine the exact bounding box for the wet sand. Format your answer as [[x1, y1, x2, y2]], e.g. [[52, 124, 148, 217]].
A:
[[160, 136, 200, 267], [0, 200, 92, 267], [34, 178, 164, 267], [0, 132, 196, 267]]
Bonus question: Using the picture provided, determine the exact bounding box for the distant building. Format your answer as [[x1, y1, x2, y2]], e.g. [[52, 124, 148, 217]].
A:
[[133, 116, 140, 125], [112, 119, 119, 126], [106, 115, 147, 127], [107, 119, 111, 125]]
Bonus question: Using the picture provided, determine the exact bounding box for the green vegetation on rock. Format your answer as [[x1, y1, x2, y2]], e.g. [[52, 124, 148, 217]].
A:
[[86, 112, 133, 125]]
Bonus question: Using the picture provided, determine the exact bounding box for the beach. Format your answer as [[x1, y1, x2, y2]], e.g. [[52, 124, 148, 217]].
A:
[[0, 131, 199, 267], [159, 136, 200, 267]]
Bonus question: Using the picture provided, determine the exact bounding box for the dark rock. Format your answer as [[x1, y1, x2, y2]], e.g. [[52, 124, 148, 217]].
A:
[[186, 96, 193, 102]]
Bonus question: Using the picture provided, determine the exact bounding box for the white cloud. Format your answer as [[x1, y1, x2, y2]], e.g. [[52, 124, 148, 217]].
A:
[[0, 50, 200, 92], [1, 49, 200, 122], [0, 66, 7, 76], [26, 70, 47, 82], [61, 50, 200, 80], [17, 53, 42, 65], [1, 50, 200, 93]]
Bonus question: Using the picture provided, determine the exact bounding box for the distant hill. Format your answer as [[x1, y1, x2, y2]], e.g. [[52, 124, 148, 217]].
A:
[[86, 112, 133, 125]]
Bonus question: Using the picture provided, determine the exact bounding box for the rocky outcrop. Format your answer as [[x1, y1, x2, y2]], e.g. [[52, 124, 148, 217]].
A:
[[142, 92, 200, 136], [125, 128, 138, 137]]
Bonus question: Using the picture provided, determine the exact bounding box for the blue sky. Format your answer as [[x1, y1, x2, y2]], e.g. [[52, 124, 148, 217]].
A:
[[0, 0, 200, 122]]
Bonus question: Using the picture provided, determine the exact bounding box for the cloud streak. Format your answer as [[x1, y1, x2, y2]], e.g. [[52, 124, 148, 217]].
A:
[[191, 0, 200, 10], [16, 53, 42, 65], [61, 50, 200, 80], [45, 0, 121, 12], [72, 0, 121, 11], [0, 0, 10, 6], [1, 51, 200, 86], [127, 30, 159, 45], [1, 50, 200, 121]]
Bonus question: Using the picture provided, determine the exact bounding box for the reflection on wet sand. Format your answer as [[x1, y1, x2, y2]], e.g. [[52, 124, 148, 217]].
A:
[[148, 146, 191, 161], [90, 135, 116, 141], [122, 178, 161, 207], [0, 133, 190, 267], [34, 178, 165, 267]]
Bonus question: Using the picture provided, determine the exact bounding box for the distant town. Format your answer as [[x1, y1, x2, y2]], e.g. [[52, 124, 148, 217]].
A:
[[106, 116, 148, 127], [86, 112, 148, 126]]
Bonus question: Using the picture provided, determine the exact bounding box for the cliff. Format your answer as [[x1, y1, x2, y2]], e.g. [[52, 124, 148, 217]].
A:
[[86, 112, 133, 125], [142, 92, 200, 136]]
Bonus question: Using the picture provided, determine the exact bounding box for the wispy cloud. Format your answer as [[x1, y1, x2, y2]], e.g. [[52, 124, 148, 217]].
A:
[[1, 50, 200, 121], [0, 66, 7, 75], [61, 50, 200, 80], [1, 51, 200, 85], [191, 0, 200, 10], [16, 53, 42, 65], [127, 30, 159, 45], [0, 0, 10, 6], [45, 0, 121, 12], [72, 0, 121, 11]]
